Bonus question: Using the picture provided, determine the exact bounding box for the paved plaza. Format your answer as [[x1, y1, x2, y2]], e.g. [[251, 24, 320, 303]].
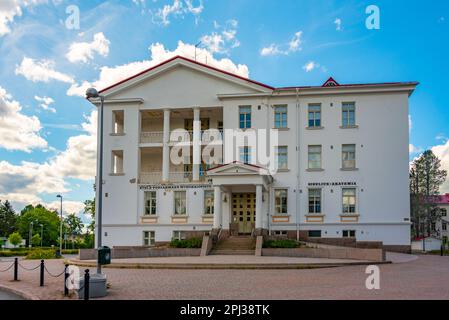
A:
[[0, 253, 448, 300]]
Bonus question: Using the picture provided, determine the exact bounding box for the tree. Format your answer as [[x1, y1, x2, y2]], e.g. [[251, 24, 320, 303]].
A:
[[31, 233, 41, 247], [17, 205, 61, 247], [84, 199, 95, 235], [0, 200, 17, 237], [64, 213, 84, 237], [8, 232, 23, 248], [410, 150, 447, 238]]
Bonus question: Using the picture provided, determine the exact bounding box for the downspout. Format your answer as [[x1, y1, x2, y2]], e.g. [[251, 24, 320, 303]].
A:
[[295, 88, 301, 242], [266, 95, 272, 236]]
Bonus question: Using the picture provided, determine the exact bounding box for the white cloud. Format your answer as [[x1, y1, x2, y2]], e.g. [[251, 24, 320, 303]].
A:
[[409, 144, 423, 154], [0, 0, 46, 37], [15, 57, 74, 83], [34, 95, 56, 113], [260, 31, 303, 56], [67, 40, 249, 96], [66, 32, 110, 63], [334, 18, 342, 31], [431, 140, 449, 193], [0, 86, 47, 152], [303, 61, 317, 72], [200, 19, 240, 54], [152, 0, 203, 26], [44, 200, 86, 216]]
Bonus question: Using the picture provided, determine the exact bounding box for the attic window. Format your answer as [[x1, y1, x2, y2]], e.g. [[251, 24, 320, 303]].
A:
[[322, 77, 339, 87]]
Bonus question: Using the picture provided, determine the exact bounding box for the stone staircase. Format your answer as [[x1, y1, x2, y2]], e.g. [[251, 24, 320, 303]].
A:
[[210, 236, 256, 255]]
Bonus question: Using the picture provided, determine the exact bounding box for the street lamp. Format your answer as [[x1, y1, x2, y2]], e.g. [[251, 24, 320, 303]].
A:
[[29, 221, 34, 248], [39, 224, 44, 247], [56, 194, 63, 256], [86, 87, 105, 275]]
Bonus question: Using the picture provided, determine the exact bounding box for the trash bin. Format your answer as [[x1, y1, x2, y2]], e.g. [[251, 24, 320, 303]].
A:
[[98, 246, 111, 265], [78, 273, 107, 299]]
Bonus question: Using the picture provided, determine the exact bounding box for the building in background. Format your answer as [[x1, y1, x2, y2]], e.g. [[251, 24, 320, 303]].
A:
[[88, 56, 417, 252]]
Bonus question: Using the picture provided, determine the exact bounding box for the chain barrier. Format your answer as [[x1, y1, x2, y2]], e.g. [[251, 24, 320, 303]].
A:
[[18, 262, 41, 271], [0, 262, 15, 273], [44, 265, 66, 278]]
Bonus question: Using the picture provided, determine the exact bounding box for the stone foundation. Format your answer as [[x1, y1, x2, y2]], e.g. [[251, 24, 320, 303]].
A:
[[383, 245, 412, 254]]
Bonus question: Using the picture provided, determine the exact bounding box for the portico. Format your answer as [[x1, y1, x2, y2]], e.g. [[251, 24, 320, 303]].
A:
[[207, 162, 273, 236]]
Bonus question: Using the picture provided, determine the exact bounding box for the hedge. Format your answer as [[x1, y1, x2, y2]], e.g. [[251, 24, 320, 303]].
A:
[[170, 237, 203, 248], [263, 239, 300, 248]]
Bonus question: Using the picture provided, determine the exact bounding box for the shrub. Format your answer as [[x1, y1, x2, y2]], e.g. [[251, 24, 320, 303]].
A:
[[170, 237, 202, 248], [8, 232, 23, 247], [0, 250, 28, 257], [61, 249, 79, 255], [26, 249, 58, 260], [263, 239, 299, 248]]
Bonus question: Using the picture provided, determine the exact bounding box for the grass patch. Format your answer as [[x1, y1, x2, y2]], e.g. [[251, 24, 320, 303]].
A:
[[26, 249, 59, 260]]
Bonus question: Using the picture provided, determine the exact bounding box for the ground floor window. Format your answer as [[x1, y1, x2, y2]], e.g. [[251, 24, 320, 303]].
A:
[[144, 191, 157, 215], [342, 230, 356, 238], [204, 190, 214, 215], [275, 189, 288, 214], [174, 191, 187, 215], [308, 230, 321, 238], [143, 231, 155, 246], [272, 230, 288, 237], [173, 231, 187, 241]]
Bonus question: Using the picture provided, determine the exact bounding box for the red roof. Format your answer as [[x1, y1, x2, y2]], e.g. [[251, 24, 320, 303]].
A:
[[97, 55, 418, 95], [427, 194, 449, 204]]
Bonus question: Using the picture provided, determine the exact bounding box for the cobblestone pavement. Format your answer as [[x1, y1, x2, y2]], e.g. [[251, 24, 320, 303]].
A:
[[1, 254, 448, 300]]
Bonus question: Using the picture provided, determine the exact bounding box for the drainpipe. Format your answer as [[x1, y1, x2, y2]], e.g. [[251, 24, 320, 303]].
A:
[[295, 88, 301, 242]]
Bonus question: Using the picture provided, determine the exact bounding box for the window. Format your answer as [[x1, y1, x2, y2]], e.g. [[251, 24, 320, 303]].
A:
[[276, 146, 288, 170], [441, 208, 447, 217], [342, 102, 356, 127], [143, 231, 155, 246], [144, 191, 157, 215], [431, 223, 436, 231], [274, 105, 287, 128], [239, 146, 251, 164], [173, 231, 187, 241], [308, 104, 321, 128], [239, 106, 251, 129], [174, 191, 187, 215], [204, 190, 214, 215], [342, 230, 356, 238], [111, 150, 124, 174], [308, 145, 322, 169], [112, 110, 124, 134], [443, 223, 447, 231], [308, 230, 322, 238], [275, 189, 288, 214], [308, 189, 322, 214], [342, 144, 356, 169], [273, 230, 288, 237], [342, 188, 357, 214]]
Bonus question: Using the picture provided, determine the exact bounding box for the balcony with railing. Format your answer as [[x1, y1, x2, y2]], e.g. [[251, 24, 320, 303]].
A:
[[139, 171, 208, 184]]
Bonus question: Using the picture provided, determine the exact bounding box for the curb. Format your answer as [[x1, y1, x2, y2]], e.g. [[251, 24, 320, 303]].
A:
[[68, 259, 391, 270], [0, 284, 40, 300]]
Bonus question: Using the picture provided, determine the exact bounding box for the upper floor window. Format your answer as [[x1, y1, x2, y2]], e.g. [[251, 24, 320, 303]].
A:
[[239, 146, 251, 164], [239, 106, 251, 129], [342, 188, 357, 214], [274, 105, 287, 128], [144, 191, 157, 215], [342, 102, 356, 127], [441, 208, 447, 217], [308, 145, 322, 169], [342, 144, 356, 169], [275, 189, 288, 215], [204, 190, 214, 215], [143, 231, 155, 246], [111, 150, 124, 174], [174, 191, 187, 215], [276, 146, 288, 170], [112, 110, 124, 134], [308, 104, 321, 128], [308, 189, 322, 214]]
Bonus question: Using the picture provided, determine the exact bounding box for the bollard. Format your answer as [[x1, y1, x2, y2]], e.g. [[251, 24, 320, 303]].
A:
[[84, 269, 90, 300], [441, 245, 444, 257], [40, 260, 45, 287], [13, 258, 18, 281], [64, 264, 69, 296]]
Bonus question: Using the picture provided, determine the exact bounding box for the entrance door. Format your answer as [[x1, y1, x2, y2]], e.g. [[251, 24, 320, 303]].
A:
[[232, 193, 256, 234]]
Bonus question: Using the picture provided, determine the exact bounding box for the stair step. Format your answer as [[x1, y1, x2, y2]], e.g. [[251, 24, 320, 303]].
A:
[[210, 250, 255, 255]]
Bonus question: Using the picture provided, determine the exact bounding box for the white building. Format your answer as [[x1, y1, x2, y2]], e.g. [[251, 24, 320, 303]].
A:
[[430, 194, 449, 243], [89, 56, 417, 252]]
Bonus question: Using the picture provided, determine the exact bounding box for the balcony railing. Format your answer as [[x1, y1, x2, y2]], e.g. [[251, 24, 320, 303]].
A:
[[139, 171, 206, 184], [140, 130, 223, 144]]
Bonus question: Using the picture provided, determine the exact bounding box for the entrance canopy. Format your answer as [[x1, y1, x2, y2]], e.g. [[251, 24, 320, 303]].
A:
[[206, 161, 273, 190]]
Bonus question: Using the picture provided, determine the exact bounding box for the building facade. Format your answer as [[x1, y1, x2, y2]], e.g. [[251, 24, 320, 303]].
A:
[[90, 56, 417, 251], [430, 194, 449, 243]]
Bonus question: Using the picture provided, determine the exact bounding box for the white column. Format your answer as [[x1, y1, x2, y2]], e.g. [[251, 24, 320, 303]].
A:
[[213, 186, 222, 229], [193, 107, 201, 181], [256, 184, 263, 230], [162, 109, 170, 182]]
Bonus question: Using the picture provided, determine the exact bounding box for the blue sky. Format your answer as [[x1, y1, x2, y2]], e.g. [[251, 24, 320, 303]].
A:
[[0, 0, 448, 221]]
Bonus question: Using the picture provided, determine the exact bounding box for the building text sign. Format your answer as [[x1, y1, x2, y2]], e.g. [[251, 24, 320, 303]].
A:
[[308, 182, 356, 187]]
